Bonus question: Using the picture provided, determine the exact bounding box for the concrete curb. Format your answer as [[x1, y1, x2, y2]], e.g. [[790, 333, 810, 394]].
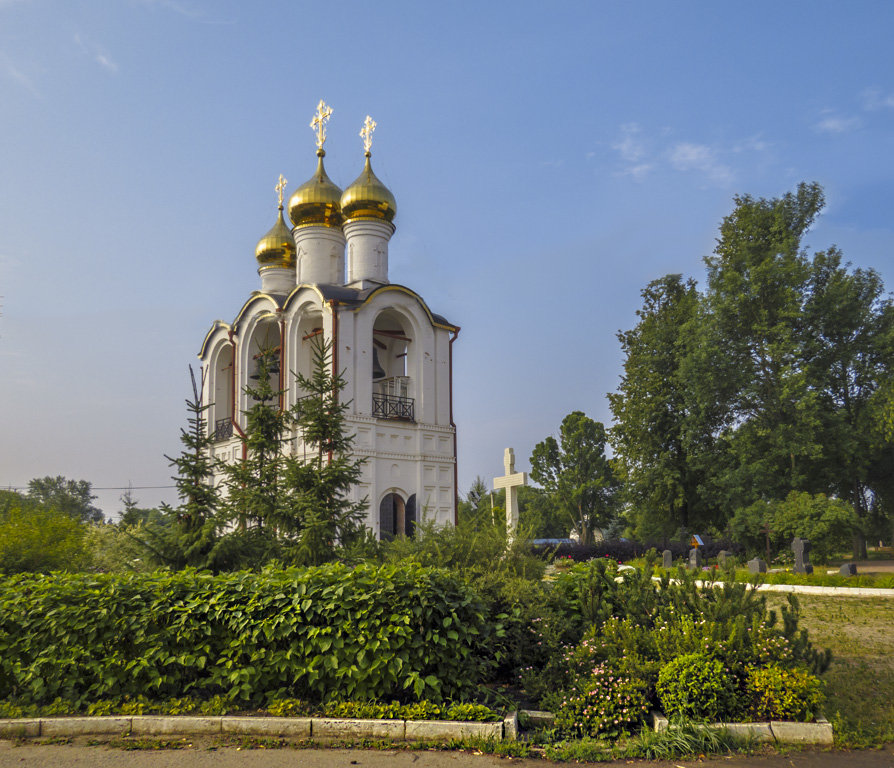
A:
[[0, 715, 507, 742], [519, 709, 555, 728], [650, 711, 833, 744]]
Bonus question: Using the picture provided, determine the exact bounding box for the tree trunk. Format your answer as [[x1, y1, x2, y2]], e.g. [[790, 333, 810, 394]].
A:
[[852, 531, 868, 560]]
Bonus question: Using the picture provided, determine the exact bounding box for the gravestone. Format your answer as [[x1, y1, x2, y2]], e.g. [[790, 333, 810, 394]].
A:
[[748, 557, 767, 574], [688, 547, 702, 569], [717, 550, 733, 568], [792, 537, 814, 575], [662, 549, 673, 569], [839, 563, 858, 577], [493, 447, 527, 545]]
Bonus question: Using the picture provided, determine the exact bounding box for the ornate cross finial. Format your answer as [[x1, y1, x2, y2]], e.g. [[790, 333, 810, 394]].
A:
[[310, 100, 333, 151], [360, 115, 377, 154], [275, 174, 287, 208]]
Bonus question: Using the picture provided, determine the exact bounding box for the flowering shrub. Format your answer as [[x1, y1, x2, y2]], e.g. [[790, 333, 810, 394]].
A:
[[554, 662, 650, 738], [746, 665, 824, 722], [656, 653, 738, 722]]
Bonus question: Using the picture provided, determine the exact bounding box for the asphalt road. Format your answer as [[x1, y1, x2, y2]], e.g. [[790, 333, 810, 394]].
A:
[[1, 742, 892, 768]]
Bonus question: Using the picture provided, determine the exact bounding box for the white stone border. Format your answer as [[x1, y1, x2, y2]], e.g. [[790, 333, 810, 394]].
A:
[[0, 715, 506, 742], [651, 710, 833, 744], [653, 576, 894, 598]]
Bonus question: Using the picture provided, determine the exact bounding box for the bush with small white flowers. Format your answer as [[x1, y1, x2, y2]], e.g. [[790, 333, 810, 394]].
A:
[[554, 661, 650, 739]]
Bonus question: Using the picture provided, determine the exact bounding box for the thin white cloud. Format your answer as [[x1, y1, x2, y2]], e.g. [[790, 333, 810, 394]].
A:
[[0, 54, 40, 97], [613, 122, 647, 163], [74, 33, 118, 74], [610, 124, 767, 186], [95, 53, 118, 73], [624, 163, 653, 182], [668, 142, 733, 186], [732, 134, 770, 153], [611, 123, 654, 180], [861, 88, 894, 111], [814, 114, 861, 134]]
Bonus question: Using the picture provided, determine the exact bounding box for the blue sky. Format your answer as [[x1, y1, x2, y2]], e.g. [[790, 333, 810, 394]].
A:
[[1, 0, 893, 515]]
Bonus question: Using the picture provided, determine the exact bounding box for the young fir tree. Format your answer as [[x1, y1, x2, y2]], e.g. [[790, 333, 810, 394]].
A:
[[156, 365, 220, 568], [282, 336, 366, 565], [218, 347, 292, 529]]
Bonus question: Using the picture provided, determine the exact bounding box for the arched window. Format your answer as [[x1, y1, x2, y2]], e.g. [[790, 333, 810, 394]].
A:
[[212, 344, 234, 441], [247, 319, 281, 402], [379, 492, 416, 540], [294, 312, 324, 397], [372, 310, 414, 421]]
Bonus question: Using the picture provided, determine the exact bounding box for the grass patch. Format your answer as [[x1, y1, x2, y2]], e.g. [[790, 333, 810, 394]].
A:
[[101, 737, 195, 750], [765, 594, 894, 747], [623, 723, 757, 760], [538, 723, 755, 763]]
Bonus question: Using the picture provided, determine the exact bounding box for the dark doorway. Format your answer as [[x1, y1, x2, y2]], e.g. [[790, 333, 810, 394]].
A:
[[379, 492, 416, 540]]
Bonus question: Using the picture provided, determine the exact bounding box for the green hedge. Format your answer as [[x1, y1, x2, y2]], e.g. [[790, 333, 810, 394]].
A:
[[0, 563, 493, 707]]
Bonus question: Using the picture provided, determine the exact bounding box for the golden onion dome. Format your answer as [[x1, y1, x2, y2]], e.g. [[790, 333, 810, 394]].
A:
[[288, 150, 344, 228], [340, 152, 396, 223], [255, 207, 296, 270]]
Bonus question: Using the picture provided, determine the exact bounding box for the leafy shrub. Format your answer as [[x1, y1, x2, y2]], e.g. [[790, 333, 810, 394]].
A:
[[0, 563, 493, 707], [466, 570, 551, 680], [444, 703, 500, 722], [554, 662, 650, 738], [322, 700, 404, 719], [267, 698, 500, 722], [772, 492, 861, 563], [746, 665, 824, 722], [656, 653, 738, 722], [519, 566, 827, 717], [266, 698, 312, 717], [729, 492, 860, 562], [532, 539, 743, 564], [0, 506, 91, 574]]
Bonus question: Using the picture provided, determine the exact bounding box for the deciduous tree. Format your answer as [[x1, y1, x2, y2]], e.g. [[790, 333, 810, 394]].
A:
[[609, 274, 716, 540], [26, 476, 103, 523], [530, 412, 619, 545]]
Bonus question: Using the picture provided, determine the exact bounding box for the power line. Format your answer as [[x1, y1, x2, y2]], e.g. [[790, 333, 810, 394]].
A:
[[3, 484, 177, 492]]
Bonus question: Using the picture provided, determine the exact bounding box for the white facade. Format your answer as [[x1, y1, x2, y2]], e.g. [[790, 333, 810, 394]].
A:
[[198, 147, 458, 537]]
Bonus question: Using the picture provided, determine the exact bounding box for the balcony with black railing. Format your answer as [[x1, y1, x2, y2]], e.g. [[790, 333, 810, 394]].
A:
[[214, 417, 234, 442], [373, 376, 414, 421], [372, 392, 415, 421]]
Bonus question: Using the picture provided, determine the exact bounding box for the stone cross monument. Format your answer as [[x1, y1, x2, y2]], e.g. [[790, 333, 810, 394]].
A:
[[493, 447, 527, 543]]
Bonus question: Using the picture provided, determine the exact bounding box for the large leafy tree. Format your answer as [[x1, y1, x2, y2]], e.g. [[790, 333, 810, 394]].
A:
[[701, 182, 827, 506], [530, 412, 619, 545], [803, 248, 894, 552], [26, 476, 103, 523], [609, 274, 717, 540]]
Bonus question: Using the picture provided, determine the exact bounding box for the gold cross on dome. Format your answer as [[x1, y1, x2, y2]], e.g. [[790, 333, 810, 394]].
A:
[[275, 174, 287, 208], [360, 115, 376, 153], [310, 100, 332, 150]]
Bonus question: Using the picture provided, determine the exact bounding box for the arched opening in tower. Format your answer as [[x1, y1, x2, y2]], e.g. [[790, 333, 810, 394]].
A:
[[379, 492, 416, 540], [212, 344, 234, 441], [372, 310, 414, 421]]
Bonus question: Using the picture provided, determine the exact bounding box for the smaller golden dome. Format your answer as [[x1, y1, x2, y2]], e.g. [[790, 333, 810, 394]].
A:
[[256, 207, 296, 270], [288, 150, 344, 228], [340, 152, 396, 223]]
